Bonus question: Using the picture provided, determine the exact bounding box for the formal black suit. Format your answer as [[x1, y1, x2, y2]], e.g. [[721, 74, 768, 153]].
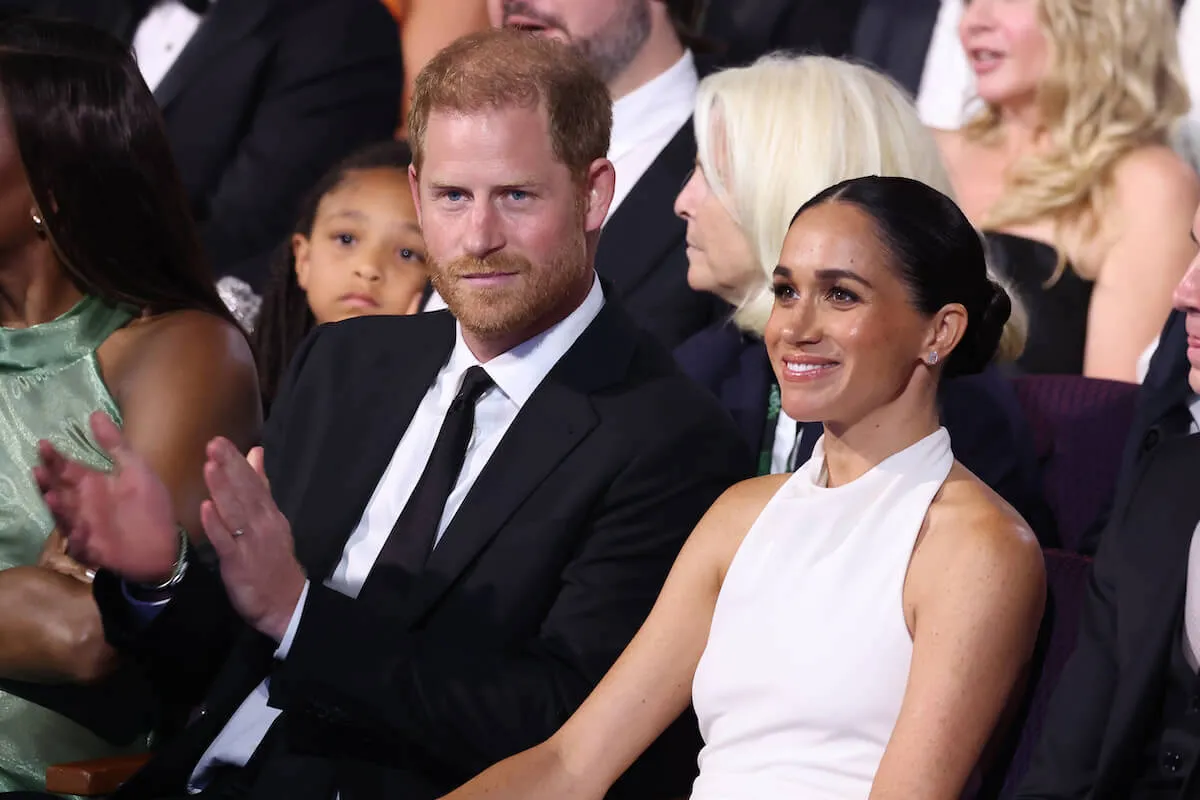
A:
[[1079, 311, 1193, 555], [674, 321, 1057, 543], [596, 118, 724, 350], [6, 0, 402, 287], [700, 0, 940, 97], [701, 0, 866, 65], [1017, 434, 1200, 799], [57, 299, 752, 800]]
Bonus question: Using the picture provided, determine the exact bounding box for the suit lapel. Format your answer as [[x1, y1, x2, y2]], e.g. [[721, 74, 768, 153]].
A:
[[595, 119, 694, 301], [402, 302, 638, 624], [1143, 311, 1192, 428], [851, 0, 940, 96], [1097, 444, 1200, 787], [291, 314, 457, 583], [152, 0, 273, 109], [718, 331, 771, 452]]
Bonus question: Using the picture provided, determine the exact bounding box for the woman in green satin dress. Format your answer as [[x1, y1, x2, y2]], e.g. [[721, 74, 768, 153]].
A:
[[0, 17, 261, 794]]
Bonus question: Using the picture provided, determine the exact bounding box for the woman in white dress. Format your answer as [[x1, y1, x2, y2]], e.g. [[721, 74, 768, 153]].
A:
[[440, 175, 1046, 799]]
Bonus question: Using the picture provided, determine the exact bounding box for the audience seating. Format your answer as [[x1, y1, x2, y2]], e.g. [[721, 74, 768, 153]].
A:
[[1010, 375, 1140, 552], [46, 754, 150, 797], [976, 548, 1092, 798]]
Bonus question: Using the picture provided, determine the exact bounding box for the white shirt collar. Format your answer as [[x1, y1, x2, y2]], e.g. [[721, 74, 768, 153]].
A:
[[610, 50, 698, 162], [445, 273, 605, 408]]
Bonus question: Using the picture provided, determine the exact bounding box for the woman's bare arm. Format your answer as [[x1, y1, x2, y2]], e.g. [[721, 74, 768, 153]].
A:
[[442, 477, 782, 799], [0, 311, 260, 683], [870, 472, 1046, 799], [1084, 146, 1200, 381]]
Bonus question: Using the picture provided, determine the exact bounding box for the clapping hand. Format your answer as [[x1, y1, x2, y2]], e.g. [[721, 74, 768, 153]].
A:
[[35, 412, 180, 585], [200, 438, 306, 642]]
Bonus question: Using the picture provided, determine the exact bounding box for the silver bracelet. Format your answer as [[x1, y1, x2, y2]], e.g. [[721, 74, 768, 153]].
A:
[[141, 527, 190, 592]]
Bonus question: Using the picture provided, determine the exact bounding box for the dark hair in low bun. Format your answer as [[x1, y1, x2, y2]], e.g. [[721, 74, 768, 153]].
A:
[[791, 175, 1012, 378]]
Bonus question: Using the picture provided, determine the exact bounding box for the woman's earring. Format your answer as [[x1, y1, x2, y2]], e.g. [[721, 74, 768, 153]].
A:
[[30, 208, 45, 238], [926, 351, 939, 366]]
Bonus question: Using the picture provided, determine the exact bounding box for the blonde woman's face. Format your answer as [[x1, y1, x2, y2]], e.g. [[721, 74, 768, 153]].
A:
[[673, 162, 759, 307], [960, 0, 1048, 109]]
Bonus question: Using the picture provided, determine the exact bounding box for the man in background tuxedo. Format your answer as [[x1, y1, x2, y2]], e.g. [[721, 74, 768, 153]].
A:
[[2, 0, 402, 291], [1016, 203, 1200, 798], [14, 28, 750, 800], [480, 0, 723, 350]]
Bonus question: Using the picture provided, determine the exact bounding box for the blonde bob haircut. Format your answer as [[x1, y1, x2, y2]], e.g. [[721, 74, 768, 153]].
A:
[[696, 53, 1027, 361], [963, 0, 1190, 278]]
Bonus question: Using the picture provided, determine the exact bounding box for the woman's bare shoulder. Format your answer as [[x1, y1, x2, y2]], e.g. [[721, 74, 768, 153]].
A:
[[102, 309, 258, 410], [921, 463, 1043, 579]]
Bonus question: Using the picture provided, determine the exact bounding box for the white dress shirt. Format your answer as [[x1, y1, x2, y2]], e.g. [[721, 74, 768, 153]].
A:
[[769, 412, 799, 475], [606, 50, 699, 220], [132, 0, 211, 92], [187, 275, 606, 793], [916, 0, 975, 130], [1182, 1, 1200, 128]]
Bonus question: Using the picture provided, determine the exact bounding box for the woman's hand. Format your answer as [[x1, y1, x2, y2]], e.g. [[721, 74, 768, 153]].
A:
[[37, 530, 95, 584]]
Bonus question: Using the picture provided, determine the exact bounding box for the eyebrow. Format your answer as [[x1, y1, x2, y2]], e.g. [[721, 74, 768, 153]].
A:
[[326, 210, 421, 233], [773, 265, 874, 289]]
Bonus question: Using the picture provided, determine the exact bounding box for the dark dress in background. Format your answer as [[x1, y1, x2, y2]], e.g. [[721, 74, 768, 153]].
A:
[[985, 232, 1094, 377]]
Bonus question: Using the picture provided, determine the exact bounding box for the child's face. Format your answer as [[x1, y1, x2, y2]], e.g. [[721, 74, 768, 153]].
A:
[[294, 167, 428, 325]]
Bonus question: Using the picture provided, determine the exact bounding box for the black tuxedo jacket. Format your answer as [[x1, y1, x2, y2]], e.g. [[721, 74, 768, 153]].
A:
[[700, 0, 937, 96], [95, 299, 753, 800], [7, 0, 402, 287], [596, 117, 724, 350], [1017, 434, 1200, 799], [1079, 310, 1193, 554], [702, 0, 866, 66]]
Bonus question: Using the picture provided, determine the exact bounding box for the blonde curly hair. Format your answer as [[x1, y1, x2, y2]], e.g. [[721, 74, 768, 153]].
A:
[[963, 0, 1190, 280]]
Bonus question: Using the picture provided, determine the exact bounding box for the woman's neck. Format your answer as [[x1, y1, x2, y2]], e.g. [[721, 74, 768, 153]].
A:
[[820, 386, 942, 488], [0, 247, 82, 328], [992, 101, 1049, 160]]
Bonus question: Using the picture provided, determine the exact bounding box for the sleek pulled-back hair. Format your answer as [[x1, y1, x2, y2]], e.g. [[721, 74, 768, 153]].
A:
[[0, 15, 233, 323], [792, 176, 1012, 379]]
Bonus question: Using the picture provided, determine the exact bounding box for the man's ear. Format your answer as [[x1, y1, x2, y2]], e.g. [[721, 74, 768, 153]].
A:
[[581, 158, 616, 233]]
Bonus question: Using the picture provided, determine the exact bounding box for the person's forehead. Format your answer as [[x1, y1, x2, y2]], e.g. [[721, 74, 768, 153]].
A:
[[424, 107, 553, 158]]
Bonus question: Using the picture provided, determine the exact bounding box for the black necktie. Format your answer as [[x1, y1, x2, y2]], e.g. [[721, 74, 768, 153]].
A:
[[359, 366, 495, 602]]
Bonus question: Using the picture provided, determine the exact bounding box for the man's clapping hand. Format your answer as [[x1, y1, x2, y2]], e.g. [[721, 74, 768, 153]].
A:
[[200, 439, 306, 643]]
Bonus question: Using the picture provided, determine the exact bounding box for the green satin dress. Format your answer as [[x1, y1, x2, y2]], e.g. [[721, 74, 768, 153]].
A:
[[0, 295, 152, 793]]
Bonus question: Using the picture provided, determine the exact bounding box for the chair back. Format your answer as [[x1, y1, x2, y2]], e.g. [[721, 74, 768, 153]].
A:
[[975, 548, 1092, 798], [1010, 375, 1139, 552]]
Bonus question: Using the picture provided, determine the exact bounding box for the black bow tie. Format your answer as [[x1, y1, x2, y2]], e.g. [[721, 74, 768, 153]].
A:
[[177, 0, 210, 14]]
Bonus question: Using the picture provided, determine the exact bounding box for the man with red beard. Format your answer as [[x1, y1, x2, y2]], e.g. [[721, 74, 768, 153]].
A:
[[460, 0, 723, 350], [21, 27, 750, 800]]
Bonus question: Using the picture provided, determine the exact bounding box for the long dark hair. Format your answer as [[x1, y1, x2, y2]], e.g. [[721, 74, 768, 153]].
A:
[[792, 175, 1012, 378], [253, 140, 415, 406], [0, 15, 234, 325]]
